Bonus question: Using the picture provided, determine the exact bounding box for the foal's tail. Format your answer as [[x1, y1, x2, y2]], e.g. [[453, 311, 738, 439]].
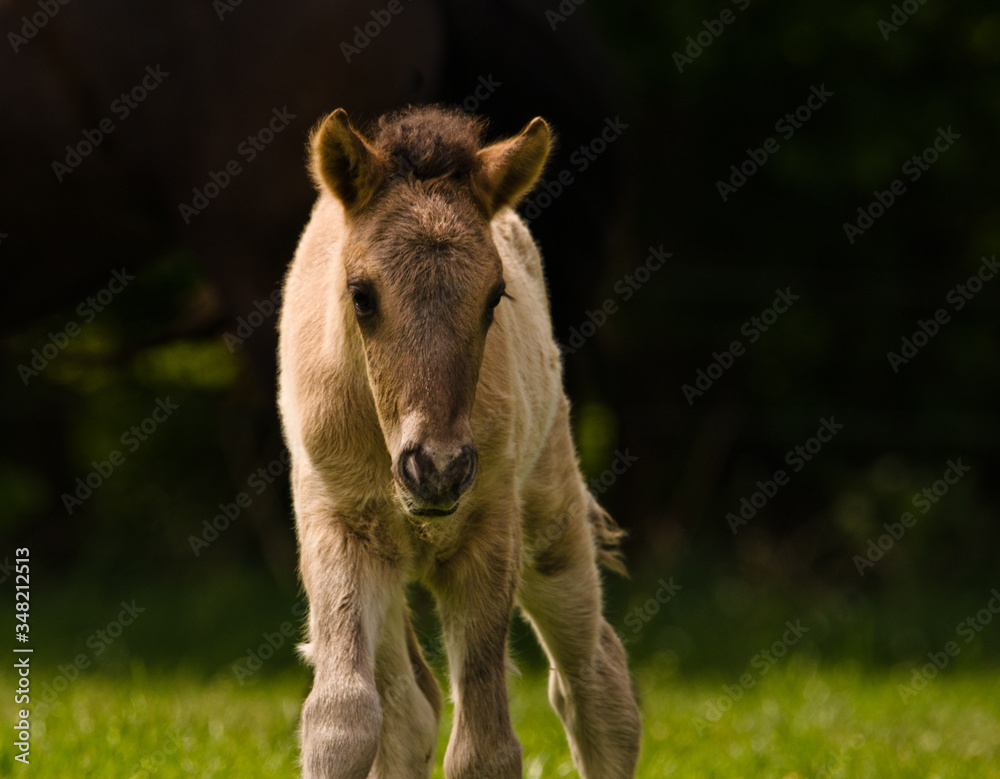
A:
[[587, 497, 629, 577]]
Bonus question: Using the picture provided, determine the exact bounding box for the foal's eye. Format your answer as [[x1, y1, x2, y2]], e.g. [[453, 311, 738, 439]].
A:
[[351, 288, 375, 318], [485, 285, 507, 325]]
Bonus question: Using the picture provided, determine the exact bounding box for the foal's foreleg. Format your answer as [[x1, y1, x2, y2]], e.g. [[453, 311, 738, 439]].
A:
[[370, 593, 441, 778], [297, 510, 399, 779], [429, 531, 522, 779]]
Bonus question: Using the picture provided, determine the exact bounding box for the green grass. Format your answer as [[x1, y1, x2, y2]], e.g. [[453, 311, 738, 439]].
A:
[[2, 659, 999, 777], [6, 565, 1000, 775]]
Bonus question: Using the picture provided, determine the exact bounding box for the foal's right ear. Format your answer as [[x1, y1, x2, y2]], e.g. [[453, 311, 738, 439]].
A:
[[473, 117, 552, 217], [310, 109, 384, 212]]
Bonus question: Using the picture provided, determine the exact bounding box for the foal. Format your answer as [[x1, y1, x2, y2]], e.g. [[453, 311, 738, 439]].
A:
[[277, 106, 641, 778]]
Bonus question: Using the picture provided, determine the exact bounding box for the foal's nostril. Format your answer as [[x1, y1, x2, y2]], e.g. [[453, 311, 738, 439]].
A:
[[398, 447, 434, 498], [403, 450, 421, 487], [446, 445, 477, 497]]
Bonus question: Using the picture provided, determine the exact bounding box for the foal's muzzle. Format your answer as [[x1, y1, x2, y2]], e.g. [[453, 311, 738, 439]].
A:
[[394, 443, 477, 516]]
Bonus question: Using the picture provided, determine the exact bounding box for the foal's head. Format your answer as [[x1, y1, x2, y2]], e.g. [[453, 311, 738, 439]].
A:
[[310, 107, 550, 516]]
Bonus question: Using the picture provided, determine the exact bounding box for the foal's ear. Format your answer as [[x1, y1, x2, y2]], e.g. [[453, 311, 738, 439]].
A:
[[310, 109, 384, 212], [473, 117, 551, 216]]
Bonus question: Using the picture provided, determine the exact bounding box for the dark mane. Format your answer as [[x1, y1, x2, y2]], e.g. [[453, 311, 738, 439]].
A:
[[371, 106, 485, 181]]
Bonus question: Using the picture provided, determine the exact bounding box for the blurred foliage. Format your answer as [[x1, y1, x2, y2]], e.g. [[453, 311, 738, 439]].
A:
[[564, 0, 1000, 596]]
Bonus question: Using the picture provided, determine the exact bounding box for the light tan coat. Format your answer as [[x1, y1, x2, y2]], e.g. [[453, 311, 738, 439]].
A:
[[278, 106, 640, 778]]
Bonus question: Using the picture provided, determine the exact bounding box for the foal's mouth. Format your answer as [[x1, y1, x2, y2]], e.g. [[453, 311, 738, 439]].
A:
[[407, 504, 459, 518], [394, 480, 464, 519]]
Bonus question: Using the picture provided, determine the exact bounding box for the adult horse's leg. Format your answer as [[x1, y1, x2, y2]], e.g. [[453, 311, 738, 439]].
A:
[[427, 513, 523, 779], [295, 473, 402, 779], [370, 592, 441, 777], [518, 430, 642, 778]]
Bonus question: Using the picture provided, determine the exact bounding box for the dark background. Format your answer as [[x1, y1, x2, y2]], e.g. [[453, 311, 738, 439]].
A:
[[2, 0, 998, 679]]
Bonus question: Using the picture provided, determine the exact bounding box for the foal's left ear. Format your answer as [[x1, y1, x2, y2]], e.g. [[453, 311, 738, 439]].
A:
[[473, 117, 551, 217], [310, 109, 385, 213]]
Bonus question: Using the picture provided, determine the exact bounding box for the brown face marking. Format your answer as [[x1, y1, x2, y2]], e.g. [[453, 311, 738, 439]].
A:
[[311, 106, 548, 513], [337, 111, 507, 511], [346, 178, 504, 428]]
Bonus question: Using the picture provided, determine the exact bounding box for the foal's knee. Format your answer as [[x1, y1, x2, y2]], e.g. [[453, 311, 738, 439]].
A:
[[301, 685, 382, 779]]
